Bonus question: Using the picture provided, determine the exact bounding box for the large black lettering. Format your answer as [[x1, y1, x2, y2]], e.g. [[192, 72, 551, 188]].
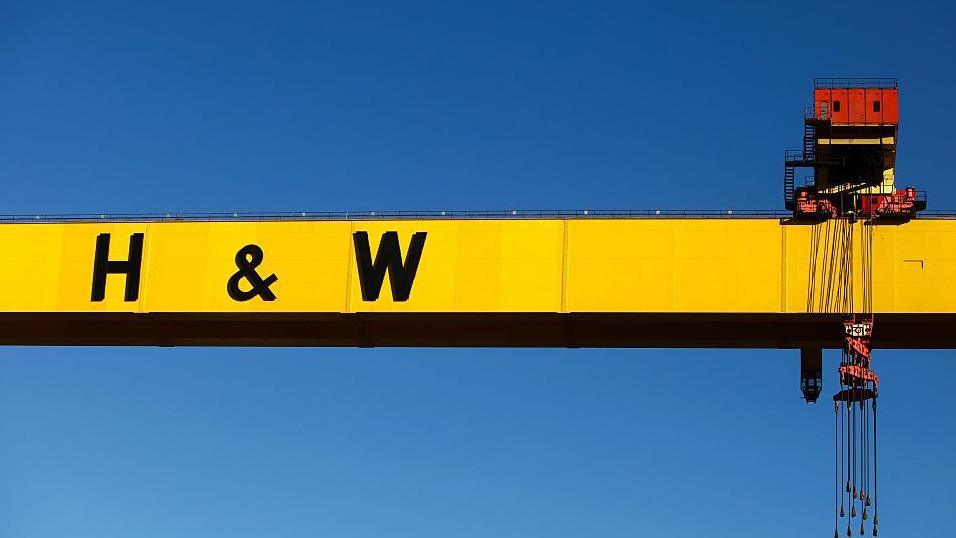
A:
[[90, 233, 144, 302], [226, 244, 278, 301], [353, 231, 426, 301]]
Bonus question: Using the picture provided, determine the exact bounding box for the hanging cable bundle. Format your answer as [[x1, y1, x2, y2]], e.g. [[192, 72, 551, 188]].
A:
[[833, 221, 879, 537]]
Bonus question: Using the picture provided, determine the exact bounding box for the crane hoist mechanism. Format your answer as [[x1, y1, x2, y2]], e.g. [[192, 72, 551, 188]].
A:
[[784, 78, 923, 536]]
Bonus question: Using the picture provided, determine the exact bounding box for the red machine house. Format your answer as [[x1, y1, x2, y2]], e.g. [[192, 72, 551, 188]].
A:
[[784, 78, 924, 219]]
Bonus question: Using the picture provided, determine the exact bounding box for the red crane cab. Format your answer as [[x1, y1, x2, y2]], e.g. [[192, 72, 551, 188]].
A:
[[813, 87, 898, 125]]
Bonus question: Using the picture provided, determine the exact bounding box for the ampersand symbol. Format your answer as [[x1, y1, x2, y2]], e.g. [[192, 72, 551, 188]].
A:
[[227, 244, 278, 301]]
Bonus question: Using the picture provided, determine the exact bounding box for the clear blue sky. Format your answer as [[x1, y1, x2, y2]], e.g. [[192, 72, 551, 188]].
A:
[[1, 1, 955, 536]]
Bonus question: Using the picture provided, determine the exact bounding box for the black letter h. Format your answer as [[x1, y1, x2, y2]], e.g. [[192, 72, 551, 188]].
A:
[[91, 233, 145, 302]]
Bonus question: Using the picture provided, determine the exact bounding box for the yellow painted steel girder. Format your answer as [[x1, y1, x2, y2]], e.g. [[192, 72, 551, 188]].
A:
[[0, 218, 953, 347]]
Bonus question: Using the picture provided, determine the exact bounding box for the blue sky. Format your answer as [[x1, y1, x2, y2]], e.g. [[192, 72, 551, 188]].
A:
[[1, 1, 955, 536]]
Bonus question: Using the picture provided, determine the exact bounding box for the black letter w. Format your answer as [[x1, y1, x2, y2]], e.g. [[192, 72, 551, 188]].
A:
[[353, 231, 426, 301]]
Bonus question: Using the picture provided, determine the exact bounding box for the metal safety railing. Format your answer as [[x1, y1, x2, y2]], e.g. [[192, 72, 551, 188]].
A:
[[3, 207, 955, 224], [785, 149, 811, 163], [0, 209, 798, 223], [813, 78, 898, 89], [804, 106, 830, 121]]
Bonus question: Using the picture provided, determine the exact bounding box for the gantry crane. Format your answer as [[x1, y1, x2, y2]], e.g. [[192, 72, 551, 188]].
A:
[[0, 76, 947, 537]]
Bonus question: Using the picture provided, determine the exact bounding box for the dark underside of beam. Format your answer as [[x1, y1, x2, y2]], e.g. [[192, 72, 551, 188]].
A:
[[0, 313, 952, 348]]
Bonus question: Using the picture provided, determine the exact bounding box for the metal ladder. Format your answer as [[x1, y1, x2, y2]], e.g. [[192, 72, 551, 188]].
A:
[[803, 121, 816, 161], [784, 164, 795, 208]]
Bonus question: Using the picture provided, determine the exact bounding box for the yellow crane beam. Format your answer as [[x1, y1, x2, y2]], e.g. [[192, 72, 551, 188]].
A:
[[0, 216, 953, 347]]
